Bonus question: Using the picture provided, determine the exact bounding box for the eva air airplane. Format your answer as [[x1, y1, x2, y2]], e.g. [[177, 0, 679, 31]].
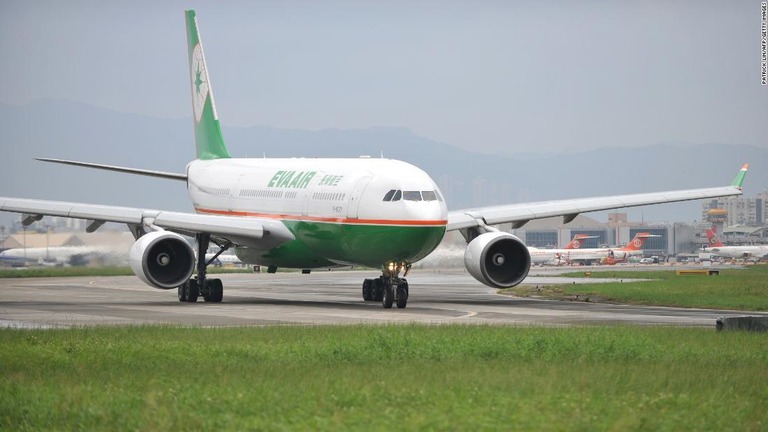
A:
[[0, 11, 749, 308]]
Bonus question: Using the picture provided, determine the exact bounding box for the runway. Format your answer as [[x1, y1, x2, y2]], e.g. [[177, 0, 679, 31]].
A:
[[0, 269, 762, 328]]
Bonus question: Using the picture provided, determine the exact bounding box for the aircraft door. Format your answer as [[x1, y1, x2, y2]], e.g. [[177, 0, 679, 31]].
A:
[[347, 176, 372, 219], [231, 174, 246, 211]]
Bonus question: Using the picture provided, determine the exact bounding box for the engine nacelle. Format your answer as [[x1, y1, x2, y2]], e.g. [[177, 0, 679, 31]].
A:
[[129, 231, 195, 290], [464, 232, 531, 288]]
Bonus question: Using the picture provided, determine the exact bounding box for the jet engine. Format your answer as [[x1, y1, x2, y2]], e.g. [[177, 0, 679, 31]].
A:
[[129, 231, 195, 289], [464, 232, 531, 288]]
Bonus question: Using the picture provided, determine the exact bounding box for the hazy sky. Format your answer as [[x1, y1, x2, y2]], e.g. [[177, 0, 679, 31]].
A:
[[1, 0, 766, 155]]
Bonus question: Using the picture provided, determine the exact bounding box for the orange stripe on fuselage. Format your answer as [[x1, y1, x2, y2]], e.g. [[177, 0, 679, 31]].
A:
[[195, 207, 448, 226]]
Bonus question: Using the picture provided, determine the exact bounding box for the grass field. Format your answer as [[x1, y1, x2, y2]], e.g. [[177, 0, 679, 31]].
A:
[[1, 325, 767, 431], [507, 264, 768, 311]]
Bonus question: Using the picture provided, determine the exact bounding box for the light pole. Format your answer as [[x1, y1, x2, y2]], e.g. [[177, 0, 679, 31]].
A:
[[46, 225, 51, 262], [22, 224, 27, 263]]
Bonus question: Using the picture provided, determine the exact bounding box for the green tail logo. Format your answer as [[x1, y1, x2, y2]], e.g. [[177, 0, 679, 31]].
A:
[[185, 10, 231, 160], [730, 163, 749, 190]]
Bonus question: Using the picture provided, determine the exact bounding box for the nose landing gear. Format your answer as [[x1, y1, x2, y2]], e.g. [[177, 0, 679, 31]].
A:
[[361, 262, 411, 309]]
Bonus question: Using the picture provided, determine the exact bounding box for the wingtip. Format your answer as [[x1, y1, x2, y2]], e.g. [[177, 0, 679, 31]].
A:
[[730, 163, 749, 190]]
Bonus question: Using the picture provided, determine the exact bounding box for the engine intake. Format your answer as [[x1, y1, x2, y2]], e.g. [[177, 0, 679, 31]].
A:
[[129, 231, 195, 289], [464, 232, 531, 288]]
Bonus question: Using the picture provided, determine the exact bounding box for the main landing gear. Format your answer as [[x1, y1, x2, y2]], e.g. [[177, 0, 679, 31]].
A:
[[178, 233, 230, 303], [361, 262, 410, 309]]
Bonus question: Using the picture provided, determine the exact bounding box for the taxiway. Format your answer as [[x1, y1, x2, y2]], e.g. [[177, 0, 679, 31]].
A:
[[0, 269, 762, 328]]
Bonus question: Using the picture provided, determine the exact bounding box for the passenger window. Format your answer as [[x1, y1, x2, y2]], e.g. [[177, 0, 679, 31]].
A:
[[383, 190, 396, 201], [403, 191, 422, 201], [392, 190, 402, 201], [422, 191, 437, 201]]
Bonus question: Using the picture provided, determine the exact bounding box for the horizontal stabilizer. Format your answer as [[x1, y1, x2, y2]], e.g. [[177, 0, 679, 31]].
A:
[[36, 158, 187, 181]]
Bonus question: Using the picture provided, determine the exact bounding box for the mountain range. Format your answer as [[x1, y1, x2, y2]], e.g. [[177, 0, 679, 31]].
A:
[[1, 99, 764, 228]]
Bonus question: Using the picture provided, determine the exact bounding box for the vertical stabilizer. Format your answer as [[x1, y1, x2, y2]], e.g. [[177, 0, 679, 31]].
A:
[[621, 233, 651, 251], [564, 234, 595, 249], [706, 229, 726, 247], [185, 10, 231, 160]]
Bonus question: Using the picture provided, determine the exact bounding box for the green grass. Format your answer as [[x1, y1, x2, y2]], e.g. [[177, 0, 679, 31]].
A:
[[1, 325, 767, 431], [508, 264, 768, 311], [0, 266, 134, 278]]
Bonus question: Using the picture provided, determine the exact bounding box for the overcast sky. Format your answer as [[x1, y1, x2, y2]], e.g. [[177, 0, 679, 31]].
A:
[[1, 0, 766, 155]]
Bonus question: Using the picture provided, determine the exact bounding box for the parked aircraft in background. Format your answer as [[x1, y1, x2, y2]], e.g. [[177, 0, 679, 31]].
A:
[[703, 229, 768, 260], [529, 234, 598, 265], [532, 233, 657, 266], [0, 246, 119, 267], [205, 252, 243, 267], [0, 11, 747, 308]]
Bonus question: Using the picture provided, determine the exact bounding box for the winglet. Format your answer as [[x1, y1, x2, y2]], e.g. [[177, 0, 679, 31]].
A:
[[185, 10, 231, 160], [730, 163, 749, 190]]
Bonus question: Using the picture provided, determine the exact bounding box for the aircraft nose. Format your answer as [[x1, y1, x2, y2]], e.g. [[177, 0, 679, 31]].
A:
[[404, 201, 447, 222]]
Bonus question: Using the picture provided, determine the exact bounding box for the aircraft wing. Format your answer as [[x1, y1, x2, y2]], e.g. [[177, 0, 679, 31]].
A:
[[446, 185, 742, 232], [0, 197, 294, 247]]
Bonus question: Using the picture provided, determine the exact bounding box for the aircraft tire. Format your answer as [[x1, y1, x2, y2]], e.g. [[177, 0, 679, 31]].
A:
[[178, 282, 188, 302], [372, 278, 384, 302], [396, 281, 408, 309], [204, 279, 224, 303], [362, 279, 373, 301], [382, 283, 394, 309], [185, 279, 199, 303]]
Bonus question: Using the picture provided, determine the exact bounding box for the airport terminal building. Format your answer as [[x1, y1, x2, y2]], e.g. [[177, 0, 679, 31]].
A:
[[504, 212, 767, 259]]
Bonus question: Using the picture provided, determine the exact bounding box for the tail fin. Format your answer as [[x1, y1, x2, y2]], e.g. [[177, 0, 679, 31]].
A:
[[621, 233, 652, 251], [730, 163, 749, 190], [564, 234, 596, 249], [185, 10, 231, 160], [706, 229, 726, 247]]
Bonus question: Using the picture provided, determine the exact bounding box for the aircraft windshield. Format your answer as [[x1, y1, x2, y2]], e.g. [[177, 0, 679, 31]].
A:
[[382, 190, 440, 202], [403, 191, 422, 201]]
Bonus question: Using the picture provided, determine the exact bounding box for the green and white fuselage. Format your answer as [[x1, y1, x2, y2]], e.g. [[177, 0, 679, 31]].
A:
[[187, 158, 447, 269], [184, 9, 446, 271]]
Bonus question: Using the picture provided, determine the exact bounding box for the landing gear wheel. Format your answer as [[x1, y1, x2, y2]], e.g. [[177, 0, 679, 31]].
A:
[[183, 279, 199, 303], [177, 233, 230, 305], [362, 279, 373, 301], [396, 281, 409, 309], [204, 279, 223, 303], [373, 278, 385, 302], [178, 282, 187, 302], [382, 282, 394, 309]]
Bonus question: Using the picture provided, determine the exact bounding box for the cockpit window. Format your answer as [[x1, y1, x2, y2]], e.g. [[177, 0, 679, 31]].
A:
[[422, 191, 437, 201], [384, 190, 442, 203], [403, 191, 422, 201]]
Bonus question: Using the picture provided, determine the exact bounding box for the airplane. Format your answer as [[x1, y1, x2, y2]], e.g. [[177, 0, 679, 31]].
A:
[[204, 252, 243, 267], [0, 10, 748, 308], [531, 232, 657, 266], [528, 234, 598, 265], [597, 233, 659, 265], [703, 229, 768, 260], [0, 245, 119, 266]]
